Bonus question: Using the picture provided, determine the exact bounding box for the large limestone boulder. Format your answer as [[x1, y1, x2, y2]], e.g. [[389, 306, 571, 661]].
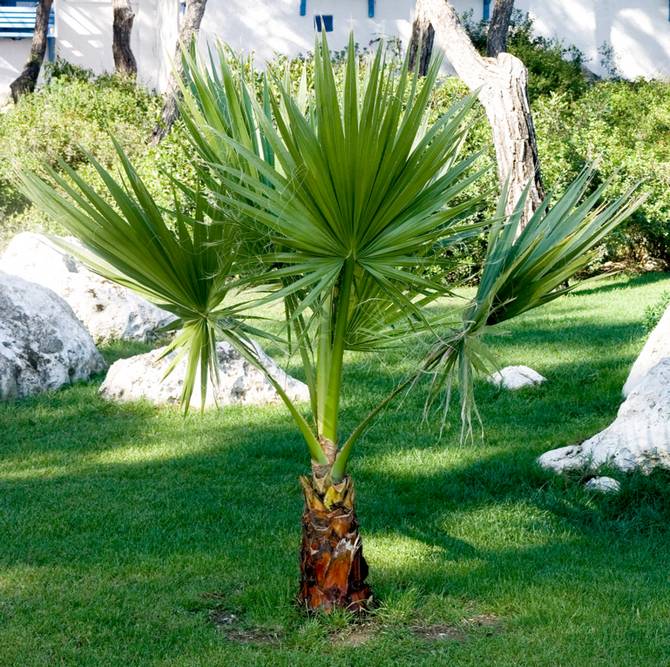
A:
[[100, 340, 309, 409], [0, 232, 175, 343], [623, 303, 670, 397], [487, 365, 546, 390], [0, 272, 106, 399], [538, 358, 670, 474]]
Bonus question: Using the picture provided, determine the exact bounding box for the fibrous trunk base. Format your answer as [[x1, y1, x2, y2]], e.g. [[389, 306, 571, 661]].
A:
[[298, 475, 372, 613]]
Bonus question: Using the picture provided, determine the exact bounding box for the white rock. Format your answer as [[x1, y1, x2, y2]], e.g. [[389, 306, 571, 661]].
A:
[[487, 365, 546, 390], [100, 340, 309, 409], [623, 303, 670, 397], [584, 476, 621, 493], [0, 272, 106, 399], [538, 358, 670, 474], [0, 232, 175, 343]]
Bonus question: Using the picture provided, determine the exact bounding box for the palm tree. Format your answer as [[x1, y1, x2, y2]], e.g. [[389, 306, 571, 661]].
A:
[[20, 35, 642, 613]]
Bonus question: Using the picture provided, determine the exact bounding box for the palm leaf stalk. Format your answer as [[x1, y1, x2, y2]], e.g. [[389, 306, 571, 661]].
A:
[[20, 34, 642, 614]]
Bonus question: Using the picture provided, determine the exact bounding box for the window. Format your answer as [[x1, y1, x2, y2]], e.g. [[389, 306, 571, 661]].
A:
[[483, 0, 491, 21], [314, 14, 333, 32]]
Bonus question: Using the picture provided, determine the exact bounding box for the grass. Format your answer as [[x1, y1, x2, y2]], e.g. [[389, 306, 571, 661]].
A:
[[1, 273, 670, 666]]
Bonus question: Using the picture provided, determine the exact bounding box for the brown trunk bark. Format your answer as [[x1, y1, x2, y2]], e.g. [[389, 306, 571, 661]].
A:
[[415, 0, 544, 232], [150, 0, 208, 145], [408, 14, 435, 76], [112, 0, 137, 77], [486, 0, 514, 57], [9, 0, 53, 103], [298, 474, 372, 613]]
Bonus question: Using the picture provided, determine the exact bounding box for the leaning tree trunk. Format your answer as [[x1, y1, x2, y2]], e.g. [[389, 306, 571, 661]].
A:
[[297, 445, 372, 613], [9, 0, 53, 103], [150, 0, 207, 145], [486, 0, 515, 57], [408, 13, 435, 76], [112, 0, 137, 77], [415, 0, 544, 231]]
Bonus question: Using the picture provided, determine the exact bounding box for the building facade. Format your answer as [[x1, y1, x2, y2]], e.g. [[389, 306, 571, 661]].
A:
[[1, 0, 670, 101]]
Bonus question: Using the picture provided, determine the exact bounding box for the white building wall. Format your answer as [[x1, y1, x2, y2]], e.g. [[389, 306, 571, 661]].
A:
[[518, 0, 670, 79], [1, 0, 670, 103], [0, 37, 31, 101], [195, 0, 484, 65]]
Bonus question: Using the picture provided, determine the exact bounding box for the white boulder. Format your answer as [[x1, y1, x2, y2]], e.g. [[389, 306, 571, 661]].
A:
[[488, 365, 546, 391], [623, 303, 670, 397], [538, 358, 670, 474], [0, 232, 175, 343], [0, 272, 106, 399], [584, 476, 621, 493], [100, 340, 309, 409]]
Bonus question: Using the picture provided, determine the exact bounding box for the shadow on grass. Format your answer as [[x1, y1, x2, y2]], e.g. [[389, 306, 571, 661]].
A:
[[572, 271, 669, 297]]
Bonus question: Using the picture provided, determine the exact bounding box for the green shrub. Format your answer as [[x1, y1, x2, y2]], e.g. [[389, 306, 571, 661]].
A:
[[642, 290, 670, 332], [0, 65, 195, 246], [535, 80, 670, 267], [1, 38, 668, 275]]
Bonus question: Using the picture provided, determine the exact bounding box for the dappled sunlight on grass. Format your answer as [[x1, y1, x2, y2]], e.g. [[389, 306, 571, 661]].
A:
[[367, 535, 461, 574]]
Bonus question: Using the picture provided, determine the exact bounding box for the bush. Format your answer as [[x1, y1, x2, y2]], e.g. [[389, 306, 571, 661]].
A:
[[0, 65, 195, 247], [1, 36, 668, 275], [535, 80, 670, 267], [642, 290, 670, 333]]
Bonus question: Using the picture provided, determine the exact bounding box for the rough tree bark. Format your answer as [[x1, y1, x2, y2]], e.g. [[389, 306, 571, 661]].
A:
[[9, 0, 53, 103], [296, 439, 373, 612], [112, 0, 137, 77], [150, 0, 208, 145], [415, 0, 544, 229], [408, 13, 435, 76], [486, 0, 515, 57], [298, 475, 372, 612]]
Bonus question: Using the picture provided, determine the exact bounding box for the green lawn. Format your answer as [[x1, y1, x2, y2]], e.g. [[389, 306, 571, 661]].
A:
[[2, 274, 670, 666]]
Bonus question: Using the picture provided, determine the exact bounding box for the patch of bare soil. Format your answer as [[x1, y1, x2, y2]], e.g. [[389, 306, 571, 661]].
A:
[[410, 624, 467, 642], [411, 613, 502, 643], [207, 606, 282, 645], [336, 622, 378, 646], [463, 613, 502, 634]]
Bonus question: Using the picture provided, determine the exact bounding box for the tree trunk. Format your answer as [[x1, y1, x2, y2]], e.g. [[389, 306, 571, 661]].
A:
[[150, 0, 208, 145], [408, 13, 435, 76], [9, 0, 53, 103], [112, 0, 137, 77], [415, 0, 544, 231], [486, 0, 514, 57], [298, 474, 372, 612]]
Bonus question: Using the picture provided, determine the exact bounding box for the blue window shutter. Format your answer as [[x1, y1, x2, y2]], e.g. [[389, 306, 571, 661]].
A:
[[483, 0, 491, 21], [315, 14, 333, 32], [299, 0, 306, 17], [368, 0, 375, 18]]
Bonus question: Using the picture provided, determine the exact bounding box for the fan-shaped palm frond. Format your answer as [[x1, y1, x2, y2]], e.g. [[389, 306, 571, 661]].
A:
[[19, 142, 264, 413], [424, 166, 645, 440], [183, 35, 488, 470]]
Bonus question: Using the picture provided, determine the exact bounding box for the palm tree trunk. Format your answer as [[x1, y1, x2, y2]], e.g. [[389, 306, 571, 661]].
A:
[[150, 0, 208, 145], [9, 0, 53, 103], [112, 0, 137, 77], [298, 474, 372, 612], [415, 0, 544, 232]]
